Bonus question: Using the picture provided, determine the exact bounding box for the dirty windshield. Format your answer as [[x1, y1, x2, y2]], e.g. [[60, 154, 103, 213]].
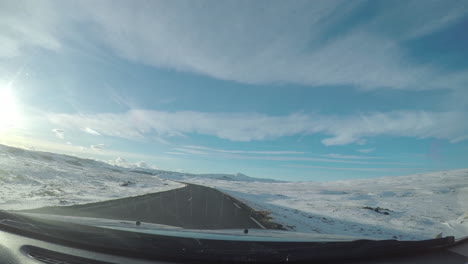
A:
[[0, 0, 467, 242]]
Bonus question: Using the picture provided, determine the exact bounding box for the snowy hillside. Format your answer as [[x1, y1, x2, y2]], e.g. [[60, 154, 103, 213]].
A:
[[0, 144, 184, 210], [104, 156, 280, 183], [183, 169, 468, 240], [1, 144, 466, 241]]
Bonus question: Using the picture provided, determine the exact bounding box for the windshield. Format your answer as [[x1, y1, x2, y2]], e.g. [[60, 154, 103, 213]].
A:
[[0, 0, 467, 248]]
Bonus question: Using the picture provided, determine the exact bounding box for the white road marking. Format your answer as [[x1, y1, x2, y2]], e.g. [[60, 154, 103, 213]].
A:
[[233, 203, 241, 209], [250, 217, 266, 229]]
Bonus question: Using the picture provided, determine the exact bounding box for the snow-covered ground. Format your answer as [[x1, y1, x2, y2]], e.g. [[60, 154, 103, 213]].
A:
[[1, 144, 467, 241], [180, 169, 468, 240], [0, 144, 184, 210]]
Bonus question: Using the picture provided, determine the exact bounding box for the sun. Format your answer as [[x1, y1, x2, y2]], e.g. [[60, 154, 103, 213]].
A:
[[0, 86, 20, 134]]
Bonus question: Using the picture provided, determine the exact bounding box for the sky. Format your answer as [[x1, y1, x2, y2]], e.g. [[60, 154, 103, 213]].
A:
[[0, 0, 467, 181]]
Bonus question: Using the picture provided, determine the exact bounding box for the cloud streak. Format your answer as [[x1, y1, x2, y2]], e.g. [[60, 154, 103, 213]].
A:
[[90, 144, 107, 151], [165, 152, 188, 156], [283, 164, 435, 172], [0, 0, 61, 58], [215, 153, 415, 166], [183, 145, 305, 155], [2, 134, 164, 163], [48, 109, 468, 146], [3, 1, 467, 90], [83, 127, 101, 136], [168, 146, 413, 165], [75, 0, 467, 90], [320, 153, 381, 160], [357, 148, 376, 153], [51, 129, 64, 139]]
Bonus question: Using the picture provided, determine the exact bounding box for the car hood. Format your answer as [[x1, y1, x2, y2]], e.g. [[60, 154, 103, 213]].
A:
[[15, 212, 366, 242]]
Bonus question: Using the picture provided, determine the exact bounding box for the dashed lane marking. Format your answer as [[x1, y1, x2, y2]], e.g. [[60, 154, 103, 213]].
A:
[[250, 216, 266, 229]]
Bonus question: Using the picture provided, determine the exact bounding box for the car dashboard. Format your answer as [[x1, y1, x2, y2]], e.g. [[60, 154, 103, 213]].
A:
[[0, 211, 467, 264]]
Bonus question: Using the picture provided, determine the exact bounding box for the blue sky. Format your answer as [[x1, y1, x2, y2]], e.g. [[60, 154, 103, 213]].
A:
[[0, 0, 467, 181]]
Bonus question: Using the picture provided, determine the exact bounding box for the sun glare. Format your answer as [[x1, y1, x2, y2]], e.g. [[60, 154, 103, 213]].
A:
[[0, 86, 20, 133]]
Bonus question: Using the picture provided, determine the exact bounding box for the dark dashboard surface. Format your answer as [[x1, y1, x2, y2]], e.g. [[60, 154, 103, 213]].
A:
[[0, 210, 467, 264]]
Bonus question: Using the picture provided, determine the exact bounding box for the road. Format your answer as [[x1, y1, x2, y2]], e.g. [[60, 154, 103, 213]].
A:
[[22, 183, 266, 230]]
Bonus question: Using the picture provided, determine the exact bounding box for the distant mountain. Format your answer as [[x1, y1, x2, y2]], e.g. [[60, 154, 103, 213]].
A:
[[139, 170, 282, 183]]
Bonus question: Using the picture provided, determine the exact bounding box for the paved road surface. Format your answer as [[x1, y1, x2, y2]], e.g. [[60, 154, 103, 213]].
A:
[[23, 183, 264, 230]]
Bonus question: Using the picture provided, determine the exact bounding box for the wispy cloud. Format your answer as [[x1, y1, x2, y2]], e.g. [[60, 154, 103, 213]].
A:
[[3, 1, 467, 90], [0, 0, 61, 58], [179, 146, 385, 164], [283, 164, 434, 172], [90, 144, 107, 151], [48, 109, 468, 146], [224, 154, 414, 166], [183, 145, 305, 155], [2, 134, 165, 162], [164, 152, 188, 156], [51, 128, 64, 139], [357, 148, 376, 153], [171, 147, 414, 166], [83, 127, 101, 136], [172, 148, 208, 155], [74, 0, 467, 90], [320, 153, 381, 160]]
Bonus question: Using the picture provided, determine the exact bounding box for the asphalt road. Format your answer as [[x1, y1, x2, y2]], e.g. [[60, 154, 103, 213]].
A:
[[23, 183, 265, 230]]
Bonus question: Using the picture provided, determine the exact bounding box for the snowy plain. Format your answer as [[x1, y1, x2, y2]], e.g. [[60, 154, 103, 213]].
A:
[[0, 144, 467, 241], [180, 170, 468, 240]]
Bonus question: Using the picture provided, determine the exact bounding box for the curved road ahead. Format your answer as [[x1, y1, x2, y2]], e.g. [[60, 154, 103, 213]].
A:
[[23, 183, 267, 230]]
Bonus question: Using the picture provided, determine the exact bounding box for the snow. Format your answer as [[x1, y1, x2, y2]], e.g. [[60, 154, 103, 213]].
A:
[[155, 171, 281, 183], [0, 144, 184, 210], [1, 143, 467, 241], [177, 169, 468, 240]]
